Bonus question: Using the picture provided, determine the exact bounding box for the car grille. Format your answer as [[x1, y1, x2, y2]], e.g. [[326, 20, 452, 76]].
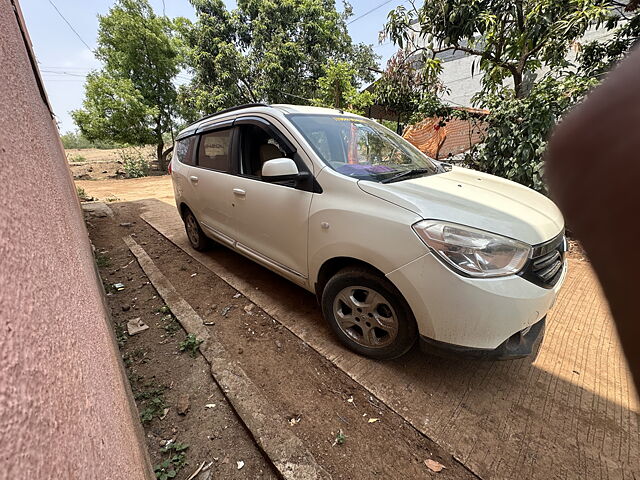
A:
[[519, 232, 566, 289]]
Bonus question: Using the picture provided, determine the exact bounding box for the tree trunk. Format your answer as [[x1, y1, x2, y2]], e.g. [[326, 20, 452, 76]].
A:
[[513, 69, 525, 99], [156, 142, 166, 172]]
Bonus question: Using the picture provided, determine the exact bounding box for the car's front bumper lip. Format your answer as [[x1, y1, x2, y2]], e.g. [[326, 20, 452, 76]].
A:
[[419, 316, 546, 360]]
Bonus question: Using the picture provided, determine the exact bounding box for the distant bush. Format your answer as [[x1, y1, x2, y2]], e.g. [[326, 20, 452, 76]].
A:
[[66, 152, 86, 162], [60, 131, 122, 150], [120, 148, 150, 178]]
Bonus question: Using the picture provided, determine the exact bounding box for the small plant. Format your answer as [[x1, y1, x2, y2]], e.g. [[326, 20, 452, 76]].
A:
[[120, 148, 150, 178], [154, 442, 189, 480], [137, 385, 167, 423], [333, 429, 346, 446], [76, 186, 92, 201], [158, 305, 171, 314], [95, 252, 110, 268], [67, 152, 86, 162], [140, 398, 165, 423], [115, 322, 128, 349], [179, 333, 203, 357], [163, 314, 180, 335], [105, 194, 120, 203]]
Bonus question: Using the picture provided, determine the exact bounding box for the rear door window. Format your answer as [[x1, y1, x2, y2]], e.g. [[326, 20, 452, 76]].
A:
[[197, 129, 232, 172], [174, 136, 196, 165]]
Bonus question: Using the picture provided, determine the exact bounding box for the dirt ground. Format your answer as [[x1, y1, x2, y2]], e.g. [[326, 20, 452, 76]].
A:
[[78, 174, 638, 480], [86, 198, 476, 479], [67, 146, 163, 181]]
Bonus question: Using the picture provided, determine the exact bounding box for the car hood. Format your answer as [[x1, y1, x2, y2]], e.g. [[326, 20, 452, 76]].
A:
[[358, 167, 564, 245]]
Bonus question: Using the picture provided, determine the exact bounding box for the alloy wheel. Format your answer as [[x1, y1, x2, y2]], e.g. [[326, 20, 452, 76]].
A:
[[332, 286, 398, 349]]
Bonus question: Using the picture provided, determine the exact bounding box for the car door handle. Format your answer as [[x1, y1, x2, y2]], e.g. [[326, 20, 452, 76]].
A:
[[189, 175, 199, 184], [233, 188, 246, 197]]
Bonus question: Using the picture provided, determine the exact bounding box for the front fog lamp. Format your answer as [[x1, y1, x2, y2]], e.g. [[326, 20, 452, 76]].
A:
[[412, 220, 531, 278]]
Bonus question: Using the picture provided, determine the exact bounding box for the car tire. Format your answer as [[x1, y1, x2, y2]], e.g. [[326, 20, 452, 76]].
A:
[[321, 266, 417, 360], [183, 209, 210, 252]]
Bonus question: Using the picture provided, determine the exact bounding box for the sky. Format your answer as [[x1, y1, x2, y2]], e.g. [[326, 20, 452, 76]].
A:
[[19, 0, 408, 134]]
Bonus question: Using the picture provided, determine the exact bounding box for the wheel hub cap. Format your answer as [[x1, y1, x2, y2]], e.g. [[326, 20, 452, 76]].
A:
[[333, 286, 398, 349], [186, 215, 199, 245]]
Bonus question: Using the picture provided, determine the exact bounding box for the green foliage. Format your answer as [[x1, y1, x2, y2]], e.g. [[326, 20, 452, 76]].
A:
[[379, 1, 639, 193], [465, 75, 598, 192], [67, 153, 87, 163], [162, 314, 180, 335], [72, 0, 180, 169], [60, 130, 121, 149], [383, 0, 610, 98], [73, 74, 159, 147], [177, 0, 378, 119], [137, 385, 167, 423], [313, 61, 373, 114], [114, 321, 128, 348], [76, 186, 91, 201], [179, 333, 203, 357], [577, 9, 640, 78], [375, 49, 445, 124], [119, 148, 150, 178], [154, 442, 189, 480], [334, 429, 346, 445]]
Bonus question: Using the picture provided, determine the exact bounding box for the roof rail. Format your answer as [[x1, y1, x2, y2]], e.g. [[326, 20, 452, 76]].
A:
[[188, 103, 270, 128]]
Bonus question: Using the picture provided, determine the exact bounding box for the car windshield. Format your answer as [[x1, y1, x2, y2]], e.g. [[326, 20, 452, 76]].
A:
[[287, 114, 438, 182]]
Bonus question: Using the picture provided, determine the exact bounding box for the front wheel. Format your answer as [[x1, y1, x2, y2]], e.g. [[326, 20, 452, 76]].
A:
[[183, 209, 210, 252], [321, 267, 417, 359]]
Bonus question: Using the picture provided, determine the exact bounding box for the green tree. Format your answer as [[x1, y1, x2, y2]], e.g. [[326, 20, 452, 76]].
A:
[[383, 1, 610, 99], [381, 1, 638, 193], [313, 61, 373, 114], [374, 49, 445, 125], [72, 0, 180, 169], [178, 0, 377, 119]]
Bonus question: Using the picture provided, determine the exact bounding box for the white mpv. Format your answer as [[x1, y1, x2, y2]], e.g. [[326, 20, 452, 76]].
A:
[[170, 104, 567, 360]]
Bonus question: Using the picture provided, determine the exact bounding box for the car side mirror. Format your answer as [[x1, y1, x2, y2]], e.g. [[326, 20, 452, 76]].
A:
[[262, 157, 300, 180]]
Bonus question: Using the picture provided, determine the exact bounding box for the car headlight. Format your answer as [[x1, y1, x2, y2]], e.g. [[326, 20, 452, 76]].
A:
[[412, 220, 531, 278]]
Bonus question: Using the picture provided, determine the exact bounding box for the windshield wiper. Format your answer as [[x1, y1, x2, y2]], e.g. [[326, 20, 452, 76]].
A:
[[381, 168, 433, 184]]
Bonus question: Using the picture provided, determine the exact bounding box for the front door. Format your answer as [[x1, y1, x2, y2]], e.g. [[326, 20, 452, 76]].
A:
[[230, 119, 313, 284]]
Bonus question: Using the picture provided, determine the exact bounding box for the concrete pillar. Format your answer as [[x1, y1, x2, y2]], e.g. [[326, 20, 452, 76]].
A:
[[0, 1, 153, 478]]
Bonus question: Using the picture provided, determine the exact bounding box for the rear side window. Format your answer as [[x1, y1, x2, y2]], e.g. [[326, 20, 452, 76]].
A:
[[174, 136, 196, 165], [198, 129, 232, 172]]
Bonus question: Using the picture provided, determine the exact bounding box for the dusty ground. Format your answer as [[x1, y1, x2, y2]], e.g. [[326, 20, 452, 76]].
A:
[[89, 217, 277, 479], [86, 200, 475, 479], [78, 174, 639, 480], [67, 146, 163, 181]]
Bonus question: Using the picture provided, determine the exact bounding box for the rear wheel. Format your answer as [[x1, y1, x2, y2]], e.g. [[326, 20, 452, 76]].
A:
[[321, 266, 417, 359], [183, 209, 210, 252]]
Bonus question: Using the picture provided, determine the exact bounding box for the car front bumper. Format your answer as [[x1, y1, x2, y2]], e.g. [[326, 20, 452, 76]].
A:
[[386, 251, 566, 352], [419, 316, 546, 360]]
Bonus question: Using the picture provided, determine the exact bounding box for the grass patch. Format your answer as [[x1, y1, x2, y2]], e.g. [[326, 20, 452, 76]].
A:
[[67, 152, 87, 162]]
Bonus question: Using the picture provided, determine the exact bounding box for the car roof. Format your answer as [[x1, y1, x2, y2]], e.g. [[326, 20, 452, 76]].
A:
[[176, 103, 362, 139]]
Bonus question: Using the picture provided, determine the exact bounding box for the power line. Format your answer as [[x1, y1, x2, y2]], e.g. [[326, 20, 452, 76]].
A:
[[347, 0, 399, 25], [48, 0, 95, 53]]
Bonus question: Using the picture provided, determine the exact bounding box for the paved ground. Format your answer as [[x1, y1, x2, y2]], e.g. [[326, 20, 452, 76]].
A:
[[79, 176, 640, 479]]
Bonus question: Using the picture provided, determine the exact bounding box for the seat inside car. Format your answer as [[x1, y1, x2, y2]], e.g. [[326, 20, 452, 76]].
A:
[[257, 143, 282, 176]]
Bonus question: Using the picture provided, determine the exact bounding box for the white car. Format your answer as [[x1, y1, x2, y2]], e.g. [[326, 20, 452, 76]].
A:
[[170, 103, 566, 360]]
